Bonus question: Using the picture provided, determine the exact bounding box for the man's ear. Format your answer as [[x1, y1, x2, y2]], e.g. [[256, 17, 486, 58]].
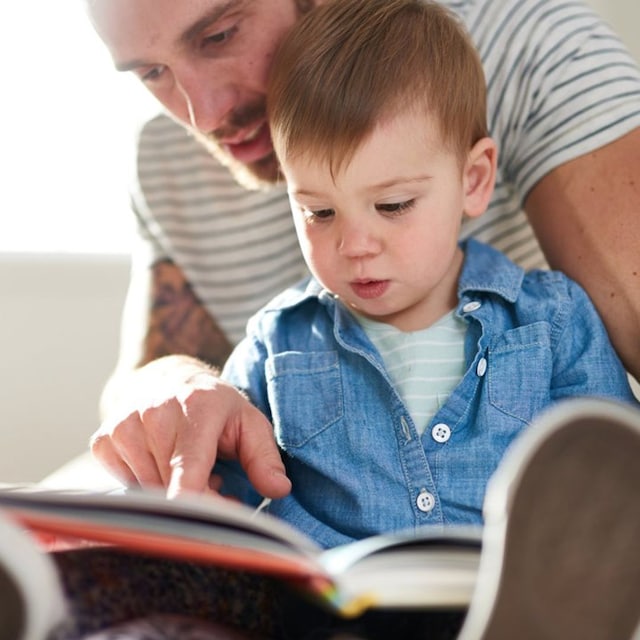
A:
[[462, 137, 497, 219]]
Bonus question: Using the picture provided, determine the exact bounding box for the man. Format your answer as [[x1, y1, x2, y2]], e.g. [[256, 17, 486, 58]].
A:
[[86, 0, 640, 500]]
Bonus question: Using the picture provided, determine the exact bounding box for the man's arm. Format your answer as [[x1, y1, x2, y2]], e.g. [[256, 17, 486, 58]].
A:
[[139, 259, 233, 368], [95, 259, 290, 499], [525, 126, 640, 382], [100, 258, 233, 416]]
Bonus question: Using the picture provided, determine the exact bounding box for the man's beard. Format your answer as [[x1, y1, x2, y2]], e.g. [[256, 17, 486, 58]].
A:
[[187, 0, 316, 191], [192, 127, 281, 192]]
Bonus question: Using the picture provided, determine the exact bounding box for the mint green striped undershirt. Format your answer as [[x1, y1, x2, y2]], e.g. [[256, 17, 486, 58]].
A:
[[356, 310, 467, 436]]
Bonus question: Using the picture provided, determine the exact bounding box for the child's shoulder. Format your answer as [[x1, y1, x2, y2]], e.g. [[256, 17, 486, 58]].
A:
[[517, 264, 602, 338], [246, 276, 331, 339], [259, 275, 322, 314], [522, 265, 588, 304], [463, 238, 585, 299], [461, 239, 593, 318]]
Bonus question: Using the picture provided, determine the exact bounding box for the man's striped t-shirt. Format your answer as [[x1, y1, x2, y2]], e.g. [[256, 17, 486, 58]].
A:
[[129, 0, 640, 346]]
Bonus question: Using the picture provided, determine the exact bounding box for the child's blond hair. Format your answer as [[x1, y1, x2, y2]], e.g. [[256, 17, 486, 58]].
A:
[[268, 0, 488, 174]]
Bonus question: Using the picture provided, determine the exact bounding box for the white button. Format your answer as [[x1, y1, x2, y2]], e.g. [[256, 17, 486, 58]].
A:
[[432, 423, 451, 443], [476, 357, 487, 377], [416, 490, 436, 513], [462, 301, 482, 313]]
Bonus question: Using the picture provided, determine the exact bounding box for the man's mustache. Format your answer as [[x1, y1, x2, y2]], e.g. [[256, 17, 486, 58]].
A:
[[210, 100, 267, 142]]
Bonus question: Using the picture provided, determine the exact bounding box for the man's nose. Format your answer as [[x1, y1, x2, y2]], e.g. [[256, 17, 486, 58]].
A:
[[174, 66, 235, 133]]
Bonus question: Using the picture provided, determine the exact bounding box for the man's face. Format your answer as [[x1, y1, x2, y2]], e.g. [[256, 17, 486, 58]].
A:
[[87, 0, 316, 189]]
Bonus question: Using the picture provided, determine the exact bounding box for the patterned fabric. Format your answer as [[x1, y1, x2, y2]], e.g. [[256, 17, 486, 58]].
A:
[[357, 311, 467, 435], [82, 615, 264, 640], [49, 548, 465, 640], [50, 549, 277, 640]]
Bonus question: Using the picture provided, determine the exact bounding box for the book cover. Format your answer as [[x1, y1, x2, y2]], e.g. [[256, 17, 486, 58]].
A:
[[0, 485, 480, 618]]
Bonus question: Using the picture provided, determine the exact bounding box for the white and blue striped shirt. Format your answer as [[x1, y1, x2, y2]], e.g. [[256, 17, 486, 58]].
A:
[[130, 0, 640, 346]]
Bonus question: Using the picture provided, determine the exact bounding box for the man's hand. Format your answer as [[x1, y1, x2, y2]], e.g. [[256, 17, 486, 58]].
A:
[[91, 355, 292, 500]]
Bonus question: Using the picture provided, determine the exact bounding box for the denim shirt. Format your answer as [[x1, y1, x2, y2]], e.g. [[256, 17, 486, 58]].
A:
[[220, 239, 637, 549]]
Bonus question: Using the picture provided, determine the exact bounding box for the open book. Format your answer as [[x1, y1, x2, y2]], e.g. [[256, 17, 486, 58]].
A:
[[0, 484, 480, 622], [0, 510, 67, 640]]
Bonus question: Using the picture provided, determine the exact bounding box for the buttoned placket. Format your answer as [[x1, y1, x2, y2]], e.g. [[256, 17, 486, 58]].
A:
[[396, 413, 444, 525], [421, 295, 490, 456]]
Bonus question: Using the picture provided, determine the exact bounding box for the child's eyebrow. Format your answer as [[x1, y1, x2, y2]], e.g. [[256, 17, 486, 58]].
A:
[[290, 175, 433, 199], [368, 175, 433, 190], [291, 188, 323, 198]]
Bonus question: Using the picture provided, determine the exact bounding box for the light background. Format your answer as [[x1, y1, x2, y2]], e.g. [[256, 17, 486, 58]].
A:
[[0, 1, 157, 254], [0, 1, 638, 483], [0, 0, 638, 255]]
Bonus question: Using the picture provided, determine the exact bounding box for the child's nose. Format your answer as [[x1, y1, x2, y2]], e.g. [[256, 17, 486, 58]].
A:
[[337, 221, 381, 257]]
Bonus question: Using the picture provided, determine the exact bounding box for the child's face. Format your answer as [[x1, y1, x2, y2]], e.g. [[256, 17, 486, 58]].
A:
[[282, 109, 492, 331]]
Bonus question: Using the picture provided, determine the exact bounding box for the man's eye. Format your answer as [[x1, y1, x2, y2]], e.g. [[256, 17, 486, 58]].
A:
[[202, 26, 238, 47], [139, 65, 166, 83], [376, 200, 416, 214]]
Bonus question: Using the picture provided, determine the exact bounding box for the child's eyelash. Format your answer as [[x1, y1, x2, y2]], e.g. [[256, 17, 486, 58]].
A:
[[376, 199, 416, 214]]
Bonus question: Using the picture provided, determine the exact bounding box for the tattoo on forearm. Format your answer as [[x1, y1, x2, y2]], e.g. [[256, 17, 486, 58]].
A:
[[142, 260, 233, 368]]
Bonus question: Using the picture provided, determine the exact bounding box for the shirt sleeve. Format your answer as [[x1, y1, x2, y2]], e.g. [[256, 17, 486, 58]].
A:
[[476, 0, 640, 201], [128, 116, 175, 267], [550, 276, 638, 405], [221, 326, 272, 422]]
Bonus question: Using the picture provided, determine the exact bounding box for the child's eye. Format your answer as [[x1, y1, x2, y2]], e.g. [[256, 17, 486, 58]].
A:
[[307, 208, 335, 221], [376, 200, 416, 215]]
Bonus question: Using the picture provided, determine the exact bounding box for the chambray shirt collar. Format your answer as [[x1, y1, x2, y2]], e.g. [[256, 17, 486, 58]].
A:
[[457, 238, 524, 305]]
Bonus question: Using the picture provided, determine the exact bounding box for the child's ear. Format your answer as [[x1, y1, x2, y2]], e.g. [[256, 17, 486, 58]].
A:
[[462, 137, 497, 219]]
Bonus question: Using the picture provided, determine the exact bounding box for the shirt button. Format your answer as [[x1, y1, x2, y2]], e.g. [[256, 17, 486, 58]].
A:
[[416, 490, 436, 513], [432, 423, 451, 443], [462, 301, 482, 313], [476, 357, 487, 377]]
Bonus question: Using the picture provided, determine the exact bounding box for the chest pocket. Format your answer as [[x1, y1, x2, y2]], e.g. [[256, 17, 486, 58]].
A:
[[266, 351, 344, 448], [486, 322, 552, 424]]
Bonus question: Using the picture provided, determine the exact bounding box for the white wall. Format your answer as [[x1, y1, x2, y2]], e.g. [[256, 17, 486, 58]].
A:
[[0, 255, 130, 482], [585, 0, 639, 62]]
